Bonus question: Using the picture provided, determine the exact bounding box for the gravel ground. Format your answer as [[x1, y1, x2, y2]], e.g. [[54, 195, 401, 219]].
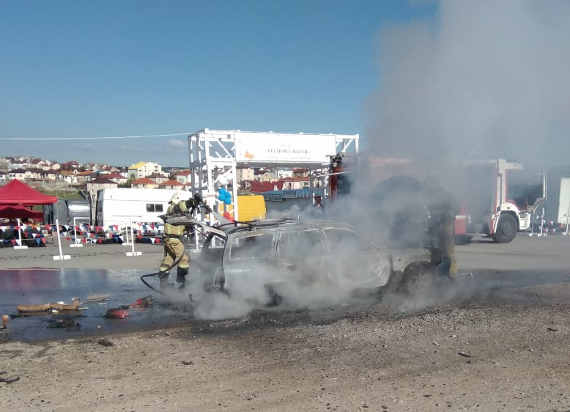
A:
[[1, 235, 569, 411]]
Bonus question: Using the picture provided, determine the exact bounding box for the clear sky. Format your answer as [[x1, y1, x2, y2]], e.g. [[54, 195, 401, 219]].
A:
[[0, 1, 436, 166]]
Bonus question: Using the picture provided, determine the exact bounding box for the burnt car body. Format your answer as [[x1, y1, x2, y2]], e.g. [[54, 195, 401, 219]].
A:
[[191, 218, 430, 306]]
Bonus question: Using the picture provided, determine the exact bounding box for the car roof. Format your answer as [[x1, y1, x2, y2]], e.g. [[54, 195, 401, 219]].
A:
[[217, 218, 356, 238]]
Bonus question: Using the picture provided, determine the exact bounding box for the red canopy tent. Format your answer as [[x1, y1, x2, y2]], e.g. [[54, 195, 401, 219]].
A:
[[0, 180, 57, 223], [0, 205, 44, 220], [0, 179, 57, 206]]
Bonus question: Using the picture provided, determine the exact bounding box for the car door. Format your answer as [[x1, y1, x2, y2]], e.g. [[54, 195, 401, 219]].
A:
[[222, 231, 278, 297], [323, 228, 391, 289], [276, 229, 327, 286]]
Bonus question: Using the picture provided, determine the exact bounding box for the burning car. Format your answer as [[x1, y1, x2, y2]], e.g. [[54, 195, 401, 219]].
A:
[[191, 218, 431, 307]]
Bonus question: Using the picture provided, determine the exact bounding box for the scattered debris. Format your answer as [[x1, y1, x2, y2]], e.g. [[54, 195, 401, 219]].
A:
[[130, 296, 153, 309], [0, 371, 20, 384], [47, 318, 80, 329], [17, 299, 81, 314], [97, 338, 114, 347], [546, 327, 558, 332], [87, 294, 111, 303], [1, 315, 8, 329], [457, 351, 472, 358], [104, 308, 129, 319], [181, 360, 194, 366]]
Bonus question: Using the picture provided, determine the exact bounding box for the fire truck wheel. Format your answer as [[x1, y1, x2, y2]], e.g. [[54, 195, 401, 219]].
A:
[[494, 213, 517, 243]]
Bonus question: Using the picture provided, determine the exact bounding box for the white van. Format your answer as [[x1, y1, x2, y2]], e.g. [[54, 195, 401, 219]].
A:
[[96, 188, 191, 227]]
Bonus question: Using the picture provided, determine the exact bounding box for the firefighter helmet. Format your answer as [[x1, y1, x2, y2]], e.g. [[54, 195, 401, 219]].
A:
[[170, 191, 184, 204]]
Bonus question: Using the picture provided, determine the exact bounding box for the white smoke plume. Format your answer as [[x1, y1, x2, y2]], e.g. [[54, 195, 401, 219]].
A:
[[165, 1, 570, 320], [365, 0, 570, 168]]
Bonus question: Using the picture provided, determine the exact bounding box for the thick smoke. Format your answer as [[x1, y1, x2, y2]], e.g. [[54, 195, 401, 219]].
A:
[[169, 1, 570, 320], [365, 0, 570, 168], [184, 211, 394, 321]]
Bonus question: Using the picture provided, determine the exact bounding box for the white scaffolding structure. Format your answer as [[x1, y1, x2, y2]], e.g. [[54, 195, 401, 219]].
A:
[[188, 129, 359, 220]]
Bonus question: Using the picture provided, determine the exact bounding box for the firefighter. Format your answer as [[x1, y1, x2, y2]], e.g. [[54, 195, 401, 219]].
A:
[[426, 182, 458, 279], [159, 192, 207, 289]]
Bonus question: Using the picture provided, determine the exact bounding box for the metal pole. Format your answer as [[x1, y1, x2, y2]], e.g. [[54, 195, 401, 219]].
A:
[[17, 218, 23, 247], [232, 161, 239, 221], [122, 223, 131, 246], [130, 221, 135, 255], [564, 203, 570, 236], [125, 221, 142, 256], [13, 218, 30, 249], [52, 219, 70, 260], [56, 219, 64, 259]]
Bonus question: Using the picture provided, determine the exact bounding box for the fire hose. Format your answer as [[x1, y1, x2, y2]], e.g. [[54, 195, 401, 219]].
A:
[[139, 208, 222, 295], [139, 208, 275, 295], [140, 252, 185, 296]]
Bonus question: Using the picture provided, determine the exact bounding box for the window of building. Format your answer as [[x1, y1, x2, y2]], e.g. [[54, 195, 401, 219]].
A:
[[146, 203, 164, 212]]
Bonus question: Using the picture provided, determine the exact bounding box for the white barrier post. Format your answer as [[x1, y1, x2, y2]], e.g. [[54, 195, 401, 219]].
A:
[[122, 223, 131, 246], [53, 218, 71, 261], [537, 208, 545, 238], [562, 203, 570, 236], [70, 217, 85, 248], [126, 221, 142, 257], [13, 218, 29, 250]]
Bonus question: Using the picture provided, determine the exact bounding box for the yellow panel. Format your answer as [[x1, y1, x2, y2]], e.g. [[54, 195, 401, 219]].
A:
[[237, 195, 266, 221]]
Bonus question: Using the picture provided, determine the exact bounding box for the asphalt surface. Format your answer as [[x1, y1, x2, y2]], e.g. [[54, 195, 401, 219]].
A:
[[0, 234, 569, 411]]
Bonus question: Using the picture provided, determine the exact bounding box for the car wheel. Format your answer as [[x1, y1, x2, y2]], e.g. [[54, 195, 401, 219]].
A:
[[395, 261, 438, 296], [265, 286, 283, 307]]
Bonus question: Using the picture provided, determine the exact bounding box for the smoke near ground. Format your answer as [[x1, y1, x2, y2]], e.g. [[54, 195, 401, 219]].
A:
[[173, 1, 570, 320], [365, 0, 570, 168]]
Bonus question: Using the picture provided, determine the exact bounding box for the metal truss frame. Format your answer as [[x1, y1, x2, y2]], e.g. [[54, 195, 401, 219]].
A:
[[188, 129, 359, 221]]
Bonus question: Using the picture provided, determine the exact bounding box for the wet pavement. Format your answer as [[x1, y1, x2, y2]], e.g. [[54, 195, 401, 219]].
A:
[[1, 266, 569, 342], [0, 268, 193, 342]]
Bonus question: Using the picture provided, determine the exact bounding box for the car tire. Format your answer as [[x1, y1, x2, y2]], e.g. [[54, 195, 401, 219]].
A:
[[493, 213, 517, 243], [395, 261, 438, 296], [265, 286, 283, 307]]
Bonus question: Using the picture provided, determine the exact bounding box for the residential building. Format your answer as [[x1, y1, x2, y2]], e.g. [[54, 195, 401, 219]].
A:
[[8, 169, 29, 180], [128, 161, 162, 179], [159, 179, 185, 190], [131, 178, 159, 189], [237, 168, 254, 181], [147, 172, 169, 185], [101, 172, 128, 185], [58, 170, 78, 185], [173, 169, 191, 185], [76, 170, 96, 183]]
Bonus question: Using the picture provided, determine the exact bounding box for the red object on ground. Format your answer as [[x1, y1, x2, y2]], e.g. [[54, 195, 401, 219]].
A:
[[0, 180, 57, 205], [105, 308, 129, 319], [130, 296, 153, 309]]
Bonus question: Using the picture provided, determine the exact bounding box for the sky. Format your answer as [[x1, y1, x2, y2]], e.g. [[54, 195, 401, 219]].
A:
[[0, 0, 435, 166]]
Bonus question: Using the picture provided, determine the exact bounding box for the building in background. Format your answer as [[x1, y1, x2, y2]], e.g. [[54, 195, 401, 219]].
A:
[[128, 161, 163, 179], [173, 169, 191, 185], [131, 178, 159, 189], [159, 179, 185, 190]]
